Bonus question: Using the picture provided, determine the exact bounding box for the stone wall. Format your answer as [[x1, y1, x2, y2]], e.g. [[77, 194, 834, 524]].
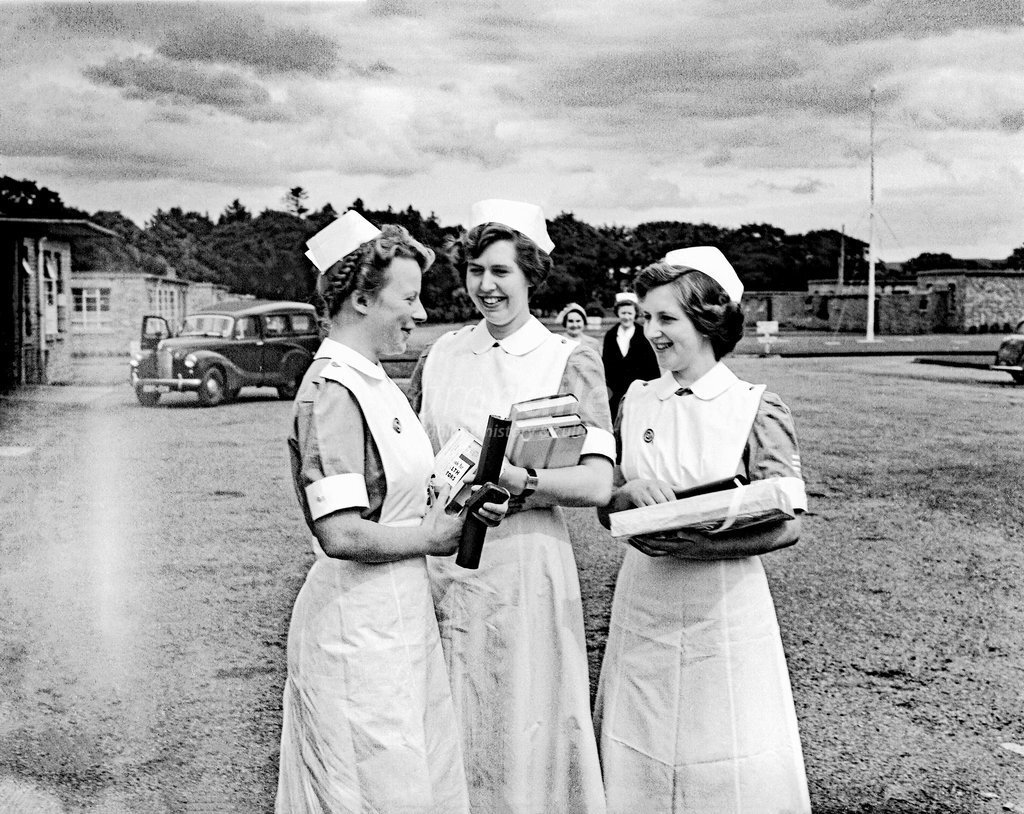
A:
[[917, 271, 1024, 333]]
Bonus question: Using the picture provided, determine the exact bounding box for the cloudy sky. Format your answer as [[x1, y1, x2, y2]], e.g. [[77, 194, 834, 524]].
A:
[[1, 0, 1022, 262]]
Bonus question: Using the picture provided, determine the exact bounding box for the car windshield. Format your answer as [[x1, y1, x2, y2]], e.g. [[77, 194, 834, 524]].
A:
[[179, 315, 233, 338]]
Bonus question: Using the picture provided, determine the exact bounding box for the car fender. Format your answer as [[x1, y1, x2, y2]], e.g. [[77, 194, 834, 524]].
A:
[[186, 349, 247, 388]]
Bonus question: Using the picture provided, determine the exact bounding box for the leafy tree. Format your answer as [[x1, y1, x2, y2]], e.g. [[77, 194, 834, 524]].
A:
[[0, 176, 87, 218], [218, 199, 252, 225], [283, 186, 309, 218], [146, 208, 216, 281], [1007, 244, 1024, 270]]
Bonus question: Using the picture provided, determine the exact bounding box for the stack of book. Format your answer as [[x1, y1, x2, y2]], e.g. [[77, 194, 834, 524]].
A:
[[506, 394, 587, 469]]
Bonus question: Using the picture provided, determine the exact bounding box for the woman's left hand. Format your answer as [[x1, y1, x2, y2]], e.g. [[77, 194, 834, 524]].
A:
[[627, 529, 711, 558], [467, 484, 511, 527]]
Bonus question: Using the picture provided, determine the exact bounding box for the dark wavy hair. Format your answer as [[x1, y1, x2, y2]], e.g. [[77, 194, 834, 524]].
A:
[[447, 222, 553, 290], [316, 225, 434, 318], [634, 262, 745, 360]]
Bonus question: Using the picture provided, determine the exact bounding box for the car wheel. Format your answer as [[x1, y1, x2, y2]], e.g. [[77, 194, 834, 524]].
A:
[[135, 387, 161, 407], [225, 387, 241, 402], [197, 368, 226, 407], [277, 373, 301, 401], [1012, 372, 1024, 385]]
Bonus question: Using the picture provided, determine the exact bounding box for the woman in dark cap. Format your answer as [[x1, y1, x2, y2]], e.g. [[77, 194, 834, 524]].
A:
[[601, 291, 660, 420]]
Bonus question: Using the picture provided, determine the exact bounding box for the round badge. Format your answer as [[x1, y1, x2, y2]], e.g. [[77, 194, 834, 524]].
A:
[[393, 418, 402, 433], [643, 428, 654, 443]]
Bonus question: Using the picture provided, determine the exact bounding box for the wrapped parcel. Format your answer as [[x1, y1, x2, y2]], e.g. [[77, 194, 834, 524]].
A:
[[609, 478, 796, 539]]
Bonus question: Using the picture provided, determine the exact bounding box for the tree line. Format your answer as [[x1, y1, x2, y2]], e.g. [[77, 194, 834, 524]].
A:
[[3, 176, 1022, 322]]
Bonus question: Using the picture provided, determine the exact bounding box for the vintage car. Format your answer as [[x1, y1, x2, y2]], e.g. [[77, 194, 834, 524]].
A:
[[991, 319, 1024, 385], [129, 300, 321, 406]]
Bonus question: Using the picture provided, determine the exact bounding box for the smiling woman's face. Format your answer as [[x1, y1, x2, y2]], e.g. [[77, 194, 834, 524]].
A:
[[465, 239, 531, 338], [363, 256, 426, 358], [640, 283, 713, 377], [564, 312, 585, 337]]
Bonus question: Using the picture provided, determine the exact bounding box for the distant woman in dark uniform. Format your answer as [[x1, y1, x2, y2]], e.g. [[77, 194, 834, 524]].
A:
[[602, 292, 660, 419]]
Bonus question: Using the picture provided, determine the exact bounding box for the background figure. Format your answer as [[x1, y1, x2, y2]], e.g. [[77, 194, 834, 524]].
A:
[[276, 212, 505, 814], [557, 301, 600, 349], [595, 247, 810, 814], [601, 291, 659, 420], [409, 199, 613, 814]]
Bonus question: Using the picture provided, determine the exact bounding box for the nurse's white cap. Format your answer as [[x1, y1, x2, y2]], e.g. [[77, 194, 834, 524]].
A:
[[469, 198, 555, 254], [663, 246, 743, 303], [305, 210, 382, 274]]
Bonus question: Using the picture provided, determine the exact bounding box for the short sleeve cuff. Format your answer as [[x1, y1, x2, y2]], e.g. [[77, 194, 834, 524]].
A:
[[776, 475, 807, 513], [305, 473, 369, 521], [580, 426, 615, 462]]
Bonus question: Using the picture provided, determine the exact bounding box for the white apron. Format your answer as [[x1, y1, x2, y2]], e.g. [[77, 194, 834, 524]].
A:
[[419, 324, 606, 814], [276, 352, 469, 814], [595, 371, 811, 814]]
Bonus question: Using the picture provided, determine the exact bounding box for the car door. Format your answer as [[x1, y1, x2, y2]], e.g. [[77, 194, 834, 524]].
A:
[[221, 315, 264, 383], [259, 313, 291, 385]]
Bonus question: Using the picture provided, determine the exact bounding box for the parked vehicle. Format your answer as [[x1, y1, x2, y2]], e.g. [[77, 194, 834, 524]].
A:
[[128, 300, 321, 406], [991, 319, 1024, 385]]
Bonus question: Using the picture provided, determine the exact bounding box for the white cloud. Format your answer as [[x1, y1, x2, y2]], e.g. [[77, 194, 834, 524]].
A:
[[1, 0, 1022, 260]]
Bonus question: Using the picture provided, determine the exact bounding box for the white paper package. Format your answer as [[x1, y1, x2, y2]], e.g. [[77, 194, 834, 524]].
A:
[[609, 478, 796, 539]]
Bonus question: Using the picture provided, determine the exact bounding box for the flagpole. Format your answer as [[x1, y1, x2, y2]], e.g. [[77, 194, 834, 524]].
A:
[[865, 86, 878, 342]]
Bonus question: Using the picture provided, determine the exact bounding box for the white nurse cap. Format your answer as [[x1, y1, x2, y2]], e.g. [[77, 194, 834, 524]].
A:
[[662, 246, 743, 303], [305, 210, 383, 274], [469, 199, 555, 254]]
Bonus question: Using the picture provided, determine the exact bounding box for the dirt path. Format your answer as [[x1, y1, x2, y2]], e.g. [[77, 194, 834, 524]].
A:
[[1, 357, 1022, 812]]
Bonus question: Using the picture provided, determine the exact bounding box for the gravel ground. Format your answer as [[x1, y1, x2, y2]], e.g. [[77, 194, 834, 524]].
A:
[[1, 354, 1022, 813]]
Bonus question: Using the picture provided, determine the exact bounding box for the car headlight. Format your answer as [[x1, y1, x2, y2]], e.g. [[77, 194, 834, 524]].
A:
[[129, 357, 140, 367], [184, 353, 197, 369]]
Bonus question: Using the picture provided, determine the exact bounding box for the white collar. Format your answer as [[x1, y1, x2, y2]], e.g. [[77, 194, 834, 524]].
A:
[[467, 316, 550, 356], [617, 324, 635, 336], [653, 361, 738, 401], [314, 337, 386, 380]]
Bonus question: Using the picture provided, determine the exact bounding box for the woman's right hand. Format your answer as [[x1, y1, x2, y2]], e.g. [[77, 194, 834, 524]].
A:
[[420, 483, 465, 556], [619, 478, 676, 508]]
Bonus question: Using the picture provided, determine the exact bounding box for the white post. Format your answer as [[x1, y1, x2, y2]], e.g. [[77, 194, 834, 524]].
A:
[[865, 87, 877, 342]]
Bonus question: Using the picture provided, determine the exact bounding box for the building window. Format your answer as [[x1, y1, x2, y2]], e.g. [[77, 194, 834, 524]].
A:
[[148, 285, 183, 327], [72, 287, 112, 331]]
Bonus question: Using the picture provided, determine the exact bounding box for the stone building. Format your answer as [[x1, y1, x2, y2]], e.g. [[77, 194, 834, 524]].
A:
[[69, 268, 234, 356], [915, 269, 1024, 333]]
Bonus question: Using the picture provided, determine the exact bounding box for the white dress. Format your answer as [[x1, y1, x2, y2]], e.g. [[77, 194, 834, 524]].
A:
[[276, 339, 468, 814], [594, 363, 811, 814], [410, 317, 615, 814]]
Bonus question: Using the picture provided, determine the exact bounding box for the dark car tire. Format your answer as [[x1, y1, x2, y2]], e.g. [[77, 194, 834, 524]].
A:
[[197, 368, 226, 407], [277, 373, 301, 401], [135, 387, 161, 407], [225, 387, 241, 402], [1012, 372, 1024, 385]]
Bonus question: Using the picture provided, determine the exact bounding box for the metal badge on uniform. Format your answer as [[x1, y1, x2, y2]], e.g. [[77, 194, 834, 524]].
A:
[[643, 428, 654, 443], [393, 418, 402, 433]]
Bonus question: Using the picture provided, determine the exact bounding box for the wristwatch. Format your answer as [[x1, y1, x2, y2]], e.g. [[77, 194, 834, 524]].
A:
[[520, 467, 539, 499]]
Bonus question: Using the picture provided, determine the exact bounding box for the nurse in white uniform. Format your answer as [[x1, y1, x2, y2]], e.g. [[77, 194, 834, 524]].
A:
[[276, 212, 506, 814], [595, 247, 811, 814], [409, 200, 614, 814]]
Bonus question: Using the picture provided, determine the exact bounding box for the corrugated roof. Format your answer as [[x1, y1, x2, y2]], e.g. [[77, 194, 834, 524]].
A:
[[0, 218, 118, 239]]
